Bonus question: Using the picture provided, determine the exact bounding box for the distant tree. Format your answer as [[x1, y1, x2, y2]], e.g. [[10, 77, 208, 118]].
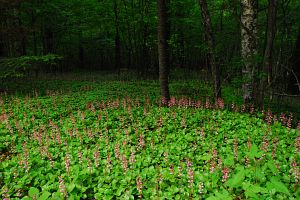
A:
[[259, 0, 278, 107], [241, 0, 258, 104], [113, 0, 121, 73], [288, 26, 300, 94], [198, 0, 221, 100], [157, 0, 171, 103]]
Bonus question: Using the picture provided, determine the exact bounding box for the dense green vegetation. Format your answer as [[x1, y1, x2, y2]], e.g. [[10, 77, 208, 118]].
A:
[[1, 0, 300, 199], [0, 77, 299, 199]]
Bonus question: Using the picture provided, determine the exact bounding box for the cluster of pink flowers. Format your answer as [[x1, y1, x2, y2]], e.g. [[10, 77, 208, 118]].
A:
[[121, 154, 128, 173], [178, 161, 183, 177], [245, 156, 250, 166], [280, 113, 287, 125], [216, 98, 225, 109], [65, 154, 71, 174], [87, 157, 92, 171], [266, 110, 273, 125], [222, 167, 230, 182], [47, 151, 54, 167], [164, 152, 169, 162], [291, 159, 299, 184], [138, 134, 145, 150], [2, 186, 9, 200], [22, 144, 30, 173], [186, 159, 194, 188], [129, 148, 135, 166], [187, 167, 194, 188], [115, 143, 120, 159], [210, 160, 216, 173], [136, 175, 143, 198], [287, 114, 293, 130], [198, 182, 204, 194], [94, 148, 100, 168], [218, 159, 223, 169], [59, 176, 68, 197], [261, 135, 269, 152]]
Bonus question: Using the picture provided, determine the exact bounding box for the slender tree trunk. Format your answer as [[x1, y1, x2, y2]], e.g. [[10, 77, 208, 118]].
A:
[[121, 0, 133, 70], [140, 0, 150, 76], [288, 26, 300, 94], [264, 0, 277, 85], [78, 30, 84, 69], [241, 0, 258, 104], [31, 11, 37, 55], [113, 0, 121, 73], [259, 0, 277, 107], [0, 10, 4, 57], [198, 0, 221, 100], [175, 1, 185, 69], [157, 0, 170, 103]]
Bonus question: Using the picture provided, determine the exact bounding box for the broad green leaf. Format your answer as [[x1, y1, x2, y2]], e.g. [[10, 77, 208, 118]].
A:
[[267, 160, 279, 175], [67, 183, 76, 193], [226, 167, 245, 188], [266, 177, 291, 196], [38, 191, 51, 200], [29, 187, 39, 197]]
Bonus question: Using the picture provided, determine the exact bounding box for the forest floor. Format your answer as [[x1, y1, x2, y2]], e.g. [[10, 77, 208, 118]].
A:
[[0, 71, 299, 199]]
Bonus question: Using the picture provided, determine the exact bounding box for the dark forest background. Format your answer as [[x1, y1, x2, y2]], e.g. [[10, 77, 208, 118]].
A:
[[0, 0, 299, 104]]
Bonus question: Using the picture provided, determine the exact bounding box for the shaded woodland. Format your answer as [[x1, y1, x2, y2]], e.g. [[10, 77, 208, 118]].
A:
[[0, 0, 299, 105]]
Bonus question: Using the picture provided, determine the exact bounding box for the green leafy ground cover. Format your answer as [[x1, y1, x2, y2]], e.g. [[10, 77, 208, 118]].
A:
[[0, 77, 299, 199]]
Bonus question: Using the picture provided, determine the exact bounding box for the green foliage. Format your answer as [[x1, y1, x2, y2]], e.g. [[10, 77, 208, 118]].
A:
[[0, 54, 63, 79], [0, 78, 299, 199]]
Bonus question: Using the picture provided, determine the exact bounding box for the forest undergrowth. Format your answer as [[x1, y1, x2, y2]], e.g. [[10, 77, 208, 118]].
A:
[[0, 74, 299, 199]]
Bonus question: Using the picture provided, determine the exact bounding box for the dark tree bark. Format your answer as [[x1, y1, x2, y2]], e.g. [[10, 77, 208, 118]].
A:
[[113, 0, 121, 73], [157, 0, 170, 103], [264, 0, 277, 85], [31, 10, 37, 55], [174, 1, 185, 69], [78, 30, 84, 69], [288, 26, 300, 94], [198, 0, 221, 100], [140, 0, 150, 76], [42, 27, 54, 54], [259, 0, 278, 107], [241, 0, 258, 104], [0, 10, 4, 57]]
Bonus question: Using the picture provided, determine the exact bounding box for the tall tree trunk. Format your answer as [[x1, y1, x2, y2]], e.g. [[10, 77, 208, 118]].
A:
[[175, 1, 185, 69], [42, 27, 54, 54], [264, 0, 277, 85], [288, 26, 300, 94], [78, 30, 84, 69], [113, 0, 121, 72], [140, 0, 150, 76], [259, 0, 277, 107], [31, 10, 37, 55], [198, 0, 221, 100], [157, 0, 170, 103], [241, 0, 258, 104], [121, 0, 133, 70]]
